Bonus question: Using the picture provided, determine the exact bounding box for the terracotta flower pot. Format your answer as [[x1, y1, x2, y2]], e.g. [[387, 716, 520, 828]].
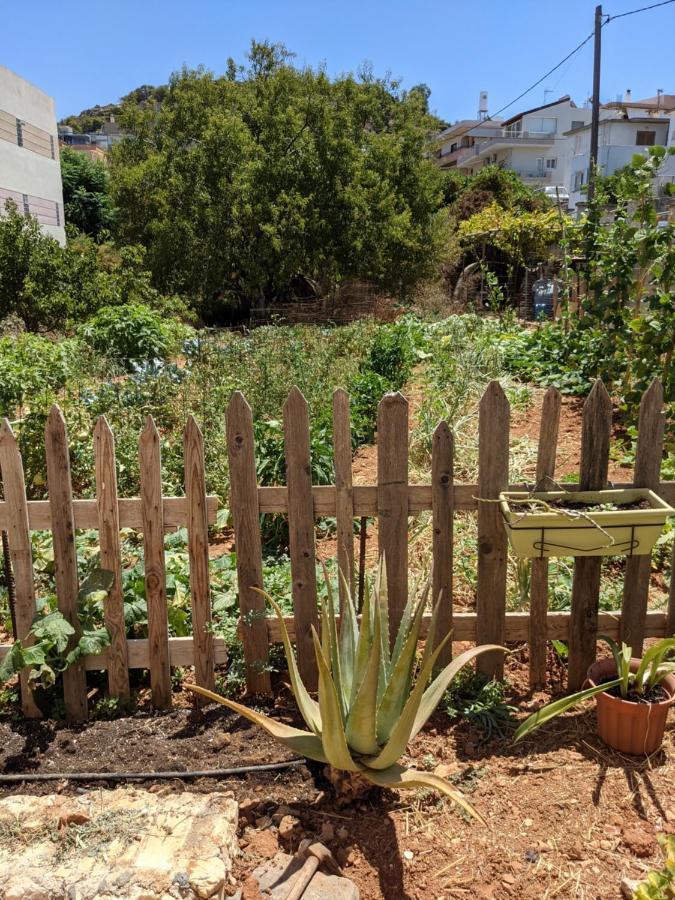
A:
[[586, 657, 675, 756]]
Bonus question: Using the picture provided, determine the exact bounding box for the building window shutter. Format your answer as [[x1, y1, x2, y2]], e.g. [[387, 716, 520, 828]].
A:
[[635, 131, 656, 146]]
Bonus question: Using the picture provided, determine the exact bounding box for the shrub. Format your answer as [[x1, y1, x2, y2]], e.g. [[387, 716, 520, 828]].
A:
[[0, 333, 82, 415], [78, 303, 179, 369]]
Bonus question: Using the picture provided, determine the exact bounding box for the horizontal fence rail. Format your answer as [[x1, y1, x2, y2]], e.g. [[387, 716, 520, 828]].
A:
[[0, 377, 673, 719]]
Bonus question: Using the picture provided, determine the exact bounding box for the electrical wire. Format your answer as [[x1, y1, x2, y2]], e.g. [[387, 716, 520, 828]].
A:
[[605, 0, 675, 21]]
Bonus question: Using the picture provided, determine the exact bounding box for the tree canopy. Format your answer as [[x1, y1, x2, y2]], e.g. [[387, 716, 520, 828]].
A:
[[60, 147, 116, 240]]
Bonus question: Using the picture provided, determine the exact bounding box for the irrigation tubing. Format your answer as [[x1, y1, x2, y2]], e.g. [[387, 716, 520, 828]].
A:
[[0, 758, 305, 784]]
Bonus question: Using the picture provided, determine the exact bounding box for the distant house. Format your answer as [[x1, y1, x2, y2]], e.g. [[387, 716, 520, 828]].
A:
[[433, 118, 503, 170], [454, 96, 591, 187], [0, 65, 65, 244], [58, 115, 124, 160]]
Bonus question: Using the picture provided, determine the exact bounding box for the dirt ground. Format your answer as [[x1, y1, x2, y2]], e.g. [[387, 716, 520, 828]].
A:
[[1, 650, 673, 900]]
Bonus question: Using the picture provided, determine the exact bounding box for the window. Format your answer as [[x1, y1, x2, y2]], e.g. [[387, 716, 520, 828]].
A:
[[0, 188, 61, 226], [450, 142, 458, 153], [546, 158, 557, 169], [0, 108, 55, 159], [525, 117, 557, 134], [574, 171, 584, 191], [636, 131, 656, 146], [571, 120, 585, 130]]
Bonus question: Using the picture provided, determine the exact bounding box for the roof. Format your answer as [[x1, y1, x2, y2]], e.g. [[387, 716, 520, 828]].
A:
[[605, 94, 675, 112], [436, 119, 480, 140], [501, 95, 573, 128], [563, 116, 670, 135]]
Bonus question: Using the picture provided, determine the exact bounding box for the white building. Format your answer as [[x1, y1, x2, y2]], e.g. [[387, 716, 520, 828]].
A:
[[433, 118, 503, 170], [455, 96, 592, 187], [0, 65, 65, 244]]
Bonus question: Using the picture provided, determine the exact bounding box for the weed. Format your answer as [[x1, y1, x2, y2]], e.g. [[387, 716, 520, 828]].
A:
[[445, 670, 516, 740]]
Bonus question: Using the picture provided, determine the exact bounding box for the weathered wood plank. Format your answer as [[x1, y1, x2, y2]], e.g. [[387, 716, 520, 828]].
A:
[[139, 417, 172, 709], [0, 495, 218, 531], [0, 420, 41, 717], [333, 389, 355, 614], [255, 480, 675, 516], [94, 417, 130, 699], [476, 382, 510, 679], [621, 380, 664, 653], [431, 421, 453, 667], [529, 387, 562, 687], [227, 393, 271, 694], [568, 381, 613, 690], [45, 406, 88, 721], [184, 416, 216, 698], [283, 388, 319, 690], [377, 393, 409, 644]]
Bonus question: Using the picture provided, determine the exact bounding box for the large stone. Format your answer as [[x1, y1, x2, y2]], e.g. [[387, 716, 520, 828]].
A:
[[0, 788, 238, 899], [235, 851, 359, 900]]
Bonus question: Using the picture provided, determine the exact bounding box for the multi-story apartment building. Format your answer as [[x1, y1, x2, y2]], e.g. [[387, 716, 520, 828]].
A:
[[0, 65, 65, 244]]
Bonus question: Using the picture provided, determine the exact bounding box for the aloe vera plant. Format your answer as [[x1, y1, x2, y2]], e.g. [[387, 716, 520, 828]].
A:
[[188, 561, 506, 821], [515, 636, 675, 742]]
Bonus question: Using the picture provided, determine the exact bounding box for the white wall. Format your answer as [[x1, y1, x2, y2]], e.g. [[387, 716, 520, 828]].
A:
[[0, 65, 65, 244]]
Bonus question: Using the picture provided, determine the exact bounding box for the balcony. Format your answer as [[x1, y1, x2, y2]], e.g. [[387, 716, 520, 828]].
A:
[[458, 129, 556, 164]]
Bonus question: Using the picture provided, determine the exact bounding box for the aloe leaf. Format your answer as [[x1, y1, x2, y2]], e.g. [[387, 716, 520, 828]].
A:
[[391, 574, 426, 667], [363, 632, 452, 771], [362, 763, 485, 825], [419, 585, 444, 677], [636, 638, 675, 689], [351, 579, 373, 704], [411, 644, 507, 741], [252, 589, 321, 734], [514, 678, 622, 742], [322, 563, 344, 717], [186, 685, 328, 762], [312, 628, 361, 772], [337, 567, 357, 704], [376, 589, 428, 745], [346, 593, 381, 756]]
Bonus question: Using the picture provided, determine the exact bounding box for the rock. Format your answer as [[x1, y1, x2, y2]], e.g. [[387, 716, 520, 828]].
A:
[[622, 825, 656, 858], [239, 798, 258, 824], [320, 821, 335, 842], [621, 877, 640, 898], [337, 826, 349, 842], [211, 733, 232, 751], [246, 829, 279, 859], [277, 815, 301, 848], [271, 805, 292, 824], [247, 851, 359, 900]]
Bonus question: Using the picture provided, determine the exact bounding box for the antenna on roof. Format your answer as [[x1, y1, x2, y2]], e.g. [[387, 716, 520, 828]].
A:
[[544, 88, 553, 104]]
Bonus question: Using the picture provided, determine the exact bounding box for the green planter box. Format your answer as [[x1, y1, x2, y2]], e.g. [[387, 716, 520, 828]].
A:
[[499, 488, 674, 559]]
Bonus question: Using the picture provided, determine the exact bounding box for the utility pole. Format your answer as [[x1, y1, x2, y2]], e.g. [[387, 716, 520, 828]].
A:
[[588, 4, 603, 203]]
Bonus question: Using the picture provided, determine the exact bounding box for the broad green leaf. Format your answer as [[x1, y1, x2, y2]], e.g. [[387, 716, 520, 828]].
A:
[[362, 763, 485, 825], [78, 567, 115, 602], [411, 644, 506, 741], [312, 629, 361, 771], [186, 685, 328, 763], [0, 642, 26, 682], [346, 592, 381, 756], [31, 611, 75, 654], [514, 678, 622, 742], [253, 589, 321, 734]]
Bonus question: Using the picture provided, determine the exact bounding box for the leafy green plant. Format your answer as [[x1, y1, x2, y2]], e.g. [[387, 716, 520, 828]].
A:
[[445, 670, 516, 739], [189, 559, 506, 818], [634, 834, 675, 899], [78, 303, 179, 370], [515, 637, 675, 741]]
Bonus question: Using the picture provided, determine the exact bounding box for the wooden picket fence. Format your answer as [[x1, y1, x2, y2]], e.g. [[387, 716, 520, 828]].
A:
[[0, 379, 673, 721]]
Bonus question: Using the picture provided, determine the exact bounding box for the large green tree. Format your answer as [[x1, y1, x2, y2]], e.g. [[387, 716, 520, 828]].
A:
[[60, 147, 116, 240], [111, 42, 447, 320]]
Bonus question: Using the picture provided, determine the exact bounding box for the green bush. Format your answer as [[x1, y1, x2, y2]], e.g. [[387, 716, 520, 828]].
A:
[[78, 303, 182, 369], [0, 333, 82, 415]]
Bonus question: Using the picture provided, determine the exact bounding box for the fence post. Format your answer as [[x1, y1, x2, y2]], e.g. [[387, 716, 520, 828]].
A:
[[94, 416, 130, 699], [476, 381, 510, 679], [333, 389, 355, 614], [529, 387, 561, 688], [0, 420, 41, 717], [227, 393, 271, 694], [568, 380, 612, 690], [377, 392, 409, 645], [139, 417, 172, 709], [45, 406, 88, 721], [432, 421, 454, 667], [621, 379, 664, 653], [184, 416, 216, 698], [283, 387, 320, 691]]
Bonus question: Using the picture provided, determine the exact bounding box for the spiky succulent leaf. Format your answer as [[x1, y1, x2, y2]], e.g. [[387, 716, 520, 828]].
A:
[[337, 568, 357, 703], [345, 586, 382, 756], [186, 685, 328, 762], [411, 644, 507, 741], [362, 763, 485, 825], [253, 589, 321, 734], [375, 560, 391, 689], [514, 678, 622, 742], [312, 628, 362, 772], [351, 579, 374, 704], [322, 563, 344, 715], [636, 638, 675, 690], [391, 574, 425, 666]]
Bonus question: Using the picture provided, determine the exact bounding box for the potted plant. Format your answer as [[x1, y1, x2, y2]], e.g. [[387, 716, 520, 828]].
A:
[[188, 559, 506, 818], [499, 488, 673, 558], [515, 637, 675, 755]]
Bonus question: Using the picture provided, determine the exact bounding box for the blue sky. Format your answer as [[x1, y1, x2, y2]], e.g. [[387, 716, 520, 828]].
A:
[[5, 0, 674, 122]]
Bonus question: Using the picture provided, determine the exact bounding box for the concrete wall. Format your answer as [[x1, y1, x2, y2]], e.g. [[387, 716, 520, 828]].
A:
[[0, 65, 65, 244]]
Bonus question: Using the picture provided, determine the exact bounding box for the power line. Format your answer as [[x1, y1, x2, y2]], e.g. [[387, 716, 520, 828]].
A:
[[605, 0, 675, 21]]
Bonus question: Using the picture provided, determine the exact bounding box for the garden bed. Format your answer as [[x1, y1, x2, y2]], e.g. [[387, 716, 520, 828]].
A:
[[1, 650, 673, 899]]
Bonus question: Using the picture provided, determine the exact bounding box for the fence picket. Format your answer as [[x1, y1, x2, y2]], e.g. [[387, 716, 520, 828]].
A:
[[0, 420, 41, 717], [283, 387, 320, 690], [529, 387, 562, 687], [184, 416, 216, 698], [333, 389, 355, 614], [94, 417, 130, 699], [621, 379, 664, 653], [568, 380, 612, 690], [139, 417, 172, 709], [45, 406, 88, 721], [476, 381, 510, 679], [377, 392, 409, 644], [432, 421, 453, 667], [227, 393, 271, 694]]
